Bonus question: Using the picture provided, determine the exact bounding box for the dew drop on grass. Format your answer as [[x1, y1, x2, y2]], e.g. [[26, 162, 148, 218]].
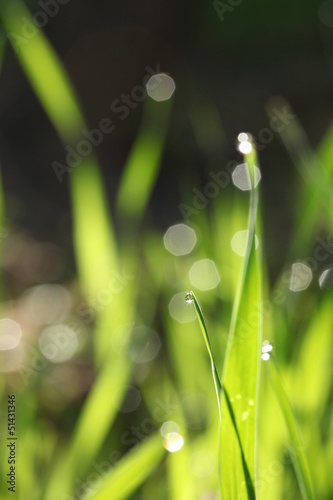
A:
[[163, 432, 184, 452], [261, 340, 273, 361], [185, 292, 194, 304], [319, 267, 333, 289]]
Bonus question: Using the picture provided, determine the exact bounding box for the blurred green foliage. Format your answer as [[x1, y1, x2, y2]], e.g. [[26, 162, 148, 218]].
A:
[[0, 1, 332, 500]]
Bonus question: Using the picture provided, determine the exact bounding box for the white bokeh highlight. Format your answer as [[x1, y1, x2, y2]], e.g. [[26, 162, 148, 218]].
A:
[[146, 73, 176, 101], [163, 432, 184, 453], [38, 324, 79, 363], [231, 230, 259, 256], [163, 224, 197, 256], [189, 259, 220, 291], [232, 163, 261, 191], [169, 292, 196, 323], [289, 263, 313, 292], [0, 319, 22, 350]]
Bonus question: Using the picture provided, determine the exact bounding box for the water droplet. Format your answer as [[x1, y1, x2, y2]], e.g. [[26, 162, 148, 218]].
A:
[[248, 399, 254, 406], [236, 394, 241, 400], [169, 292, 196, 323], [242, 411, 249, 421], [185, 292, 194, 304], [237, 133, 253, 154], [319, 267, 333, 290], [261, 340, 273, 360], [163, 432, 184, 452]]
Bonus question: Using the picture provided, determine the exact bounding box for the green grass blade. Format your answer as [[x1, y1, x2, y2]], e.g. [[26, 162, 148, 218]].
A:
[[268, 357, 314, 500], [186, 291, 222, 418], [220, 136, 262, 499], [82, 433, 165, 500], [116, 98, 171, 222], [44, 352, 132, 498], [0, 1, 84, 141], [0, 0, 119, 302]]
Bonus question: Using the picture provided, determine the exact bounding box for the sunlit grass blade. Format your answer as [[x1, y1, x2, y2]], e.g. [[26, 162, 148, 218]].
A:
[[0, 1, 84, 141], [220, 136, 262, 499], [186, 291, 222, 419], [70, 161, 118, 300], [0, 0, 119, 302], [267, 356, 314, 500], [81, 433, 165, 500], [116, 98, 171, 223], [45, 352, 132, 499]]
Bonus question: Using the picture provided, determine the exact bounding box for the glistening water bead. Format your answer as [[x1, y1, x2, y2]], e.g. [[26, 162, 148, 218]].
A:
[[261, 340, 273, 361], [185, 292, 194, 304]]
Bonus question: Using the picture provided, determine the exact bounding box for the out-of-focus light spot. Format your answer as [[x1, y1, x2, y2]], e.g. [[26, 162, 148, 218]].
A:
[[146, 73, 176, 101], [289, 262, 312, 292], [163, 432, 184, 452], [238, 133, 253, 154], [248, 399, 254, 406], [189, 259, 220, 291], [242, 411, 249, 421], [232, 163, 261, 191], [319, 1, 333, 28], [119, 386, 141, 413], [128, 326, 161, 363], [261, 340, 273, 361], [163, 224, 197, 256], [169, 292, 196, 323], [319, 267, 333, 289], [0, 319, 22, 350], [38, 324, 79, 363], [189, 450, 217, 477], [237, 132, 249, 143], [23, 284, 71, 325], [160, 421, 180, 438], [231, 230, 259, 256]]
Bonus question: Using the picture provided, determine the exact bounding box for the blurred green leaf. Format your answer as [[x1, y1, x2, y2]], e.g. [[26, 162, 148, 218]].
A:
[[82, 433, 165, 500]]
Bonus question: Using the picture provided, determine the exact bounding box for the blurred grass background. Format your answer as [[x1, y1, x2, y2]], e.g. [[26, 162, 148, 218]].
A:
[[0, 0, 333, 499]]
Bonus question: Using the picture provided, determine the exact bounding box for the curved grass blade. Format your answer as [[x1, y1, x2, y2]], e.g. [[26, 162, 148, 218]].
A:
[[185, 291, 222, 419], [267, 354, 314, 500], [116, 98, 171, 223], [81, 433, 165, 500], [220, 136, 262, 499]]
